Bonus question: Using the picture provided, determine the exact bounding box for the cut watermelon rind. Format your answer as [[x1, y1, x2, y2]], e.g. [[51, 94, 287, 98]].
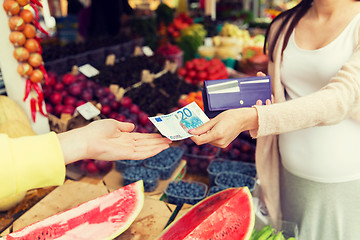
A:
[[157, 187, 255, 240], [3, 181, 145, 240]]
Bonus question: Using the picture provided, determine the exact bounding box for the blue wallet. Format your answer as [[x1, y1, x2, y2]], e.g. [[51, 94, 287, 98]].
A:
[[202, 76, 272, 118]]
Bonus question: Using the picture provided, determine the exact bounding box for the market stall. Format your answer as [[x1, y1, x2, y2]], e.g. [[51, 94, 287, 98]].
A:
[[0, 0, 300, 239]]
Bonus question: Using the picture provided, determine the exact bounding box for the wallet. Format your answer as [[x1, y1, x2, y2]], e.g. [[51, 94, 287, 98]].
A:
[[202, 75, 272, 118]]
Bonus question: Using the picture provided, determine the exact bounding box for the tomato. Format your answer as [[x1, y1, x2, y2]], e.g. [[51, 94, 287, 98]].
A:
[[177, 67, 187, 77], [23, 24, 36, 38], [197, 71, 208, 80], [185, 61, 195, 70], [187, 70, 197, 79], [30, 69, 43, 83], [9, 31, 26, 46], [9, 16, 25, 31], [20, 9, 34, 23]]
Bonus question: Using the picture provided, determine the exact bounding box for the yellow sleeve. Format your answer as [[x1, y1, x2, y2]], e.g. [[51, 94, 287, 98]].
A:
[[0, 132, 66, 200]]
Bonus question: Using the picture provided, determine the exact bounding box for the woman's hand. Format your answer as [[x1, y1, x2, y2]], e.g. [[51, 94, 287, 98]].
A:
[[189, 107, 259, 148], [58, 119, 172, 164]]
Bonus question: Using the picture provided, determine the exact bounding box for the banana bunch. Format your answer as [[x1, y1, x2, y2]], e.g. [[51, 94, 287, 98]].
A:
[[249, 225, 296, 240], [220, 23, 250, 40]]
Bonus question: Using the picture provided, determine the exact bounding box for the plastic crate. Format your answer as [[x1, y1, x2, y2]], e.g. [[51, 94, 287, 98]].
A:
[[165, 180, 208, 205], [105, 44, 122, 59], [122, 166, 159, 192], [215, 172, 256, 192], [207, 159, 257, 186], [115, 159, 145, 173], [86, 47, 106, 67], [144, 147, 184, 180]]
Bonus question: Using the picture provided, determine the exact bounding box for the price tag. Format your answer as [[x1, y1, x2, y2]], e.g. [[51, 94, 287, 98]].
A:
[[142, 46, 154, 57], [78, 64, 100, 78], [76, 102, 101, 120]]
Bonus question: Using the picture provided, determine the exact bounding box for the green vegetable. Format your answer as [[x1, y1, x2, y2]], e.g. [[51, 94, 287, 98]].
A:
[[155, 3, 174, 27]]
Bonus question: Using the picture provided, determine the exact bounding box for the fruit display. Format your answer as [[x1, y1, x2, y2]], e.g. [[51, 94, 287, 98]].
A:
[[178, 90, 204, 110], [250, 225, 296, 240], [207, 185, 227, 196], [144, 147, 184, 180], [177, 58, 229, 86], [239, 34, 269, 75], [91, 55, 166, 89], [164, 180, 207, 205], [218, 132, 256, 163], [180, 138, 220, 175], [71, 159, 113, 176], [207, 159, 257, 186], [3, 0, 50, 122], [177, 23, 207, 62], [115, 159, 145, 173], [157, 187, 255, 240], [122, 166, 160, 192], [215, 172, 256, 192], [155, 43, 183, 67], [167, 13, 194, 39], [3, 181, 144, 239]]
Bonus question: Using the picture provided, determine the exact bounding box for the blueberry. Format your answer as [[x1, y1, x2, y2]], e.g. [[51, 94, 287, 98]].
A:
[[122, 166, 159, 192], [165, 180, 207, 205]]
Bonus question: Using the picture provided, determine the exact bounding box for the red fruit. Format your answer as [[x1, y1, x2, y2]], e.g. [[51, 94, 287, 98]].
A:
[[81, 90, 93, 102], [138, 112, 149, 125], [62, 105, 75, 115], [54, 104, 64, 116], [130, 104, 140, 114], [101, 105, 111, 116], [76, 100, 86, 107], [45, 103, 53, 114], [53, 82, 65, 91], [50, 92, 63, 105], [120, 96, 132, 108], [187, 70, 197, 79], [46, 72, 57, 86], [94, 160, 113, 173], [110, 100, 119, 110], [68, 83, 82, 96], [85, 161, 99, 174], [62, 73, 75, 85], [185, 61, 195, 70], [115, 114, 126, 122], [63, 96, 77, 107], [177, 67, 186, 77], [197, 71, 208, 80], [108, 112, 118, 119]]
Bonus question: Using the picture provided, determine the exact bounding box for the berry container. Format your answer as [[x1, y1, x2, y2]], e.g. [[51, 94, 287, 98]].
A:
[[122, 166, 160, 192], [181, 139, 220, 175], [207, 185, 227, 196], [115, 159, 145, 173], [144, 147, 184, 180], [165, 180, 208, 205], [207, 159, 257, 186], [215, 172, 256, 192]]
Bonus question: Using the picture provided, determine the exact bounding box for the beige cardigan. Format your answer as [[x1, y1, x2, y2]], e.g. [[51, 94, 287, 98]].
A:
[[250, 17, 360, 223]]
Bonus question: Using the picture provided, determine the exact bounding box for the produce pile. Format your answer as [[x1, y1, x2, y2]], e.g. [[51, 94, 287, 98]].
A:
[[165, 180, 207, 205], [250, 225, 296, 240], [3, 0, 50, 122], [177, 58, 229, 86]]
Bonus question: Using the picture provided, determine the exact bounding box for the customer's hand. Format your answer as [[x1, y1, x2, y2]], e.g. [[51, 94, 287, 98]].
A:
[[58, 119, 172, 164]]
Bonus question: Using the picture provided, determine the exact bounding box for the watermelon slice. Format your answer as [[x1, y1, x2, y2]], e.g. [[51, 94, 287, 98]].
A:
[[4, 181, 144, 240], [157, 187, 255, 240]]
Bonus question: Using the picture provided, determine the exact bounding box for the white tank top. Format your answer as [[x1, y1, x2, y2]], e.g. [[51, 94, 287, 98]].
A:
[[279, 13, 360, 183]]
